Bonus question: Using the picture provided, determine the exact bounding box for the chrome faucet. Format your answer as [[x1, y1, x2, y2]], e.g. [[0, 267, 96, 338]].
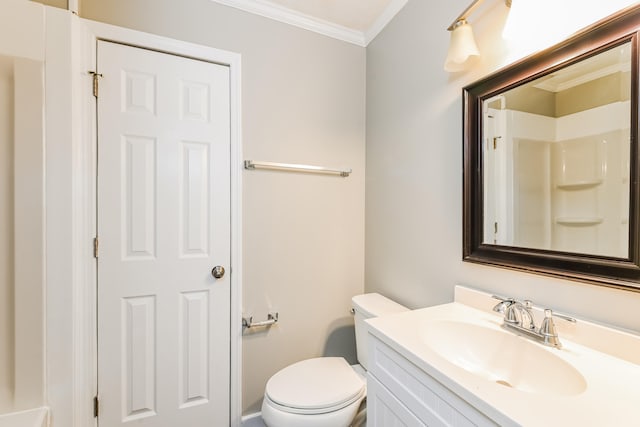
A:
[[539, 309, 562, 348], [491, 296, 574, 349], [491, 297, 514, 315], [505, 300, 535, 330]]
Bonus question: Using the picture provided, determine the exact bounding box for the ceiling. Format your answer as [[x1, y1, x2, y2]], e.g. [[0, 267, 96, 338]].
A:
[[534, 43, 631, 92], [265, 0, 393, 31], [210, 0, 408, 46]]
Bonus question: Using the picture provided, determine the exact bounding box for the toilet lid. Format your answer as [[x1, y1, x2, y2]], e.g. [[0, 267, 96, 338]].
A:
[[265, 357, 365, 412]]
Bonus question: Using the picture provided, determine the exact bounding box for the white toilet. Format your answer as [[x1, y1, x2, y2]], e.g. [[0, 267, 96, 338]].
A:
[[261, 293, 409, 427]]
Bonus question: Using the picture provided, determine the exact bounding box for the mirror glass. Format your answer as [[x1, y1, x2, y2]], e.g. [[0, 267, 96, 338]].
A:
[[463, 5, 640, 289], [482, 42, 631, 258]]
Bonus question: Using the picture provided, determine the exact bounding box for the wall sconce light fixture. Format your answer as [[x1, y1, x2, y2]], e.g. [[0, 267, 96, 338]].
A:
[[444, 0, 512, 72]]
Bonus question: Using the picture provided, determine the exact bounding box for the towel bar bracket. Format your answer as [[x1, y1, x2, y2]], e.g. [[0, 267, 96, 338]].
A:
[[242, 312, 279, 329]]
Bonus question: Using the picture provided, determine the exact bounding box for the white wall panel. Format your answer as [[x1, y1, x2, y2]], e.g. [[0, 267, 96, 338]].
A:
[[0, 1, 44, 62], [13, 58, 46, 411], [122, 296, 157, 421], [123, 136, 157, 259], [180, 142, 210, 257], [123, 70, 156, 115], [179, 291, 210, 407], [0, 54, 15, 416], [180, 81, 210, 122]]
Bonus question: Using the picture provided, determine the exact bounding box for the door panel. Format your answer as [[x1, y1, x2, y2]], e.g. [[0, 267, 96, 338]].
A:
[[97, 40, 230, 426]]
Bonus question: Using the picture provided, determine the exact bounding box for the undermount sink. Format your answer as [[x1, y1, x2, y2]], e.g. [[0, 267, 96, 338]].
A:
[[422, 320, 587, 396]]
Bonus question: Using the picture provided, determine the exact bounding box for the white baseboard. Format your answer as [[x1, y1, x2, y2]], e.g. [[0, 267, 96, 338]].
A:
[[241, 406, 367, 426], [241, 412, 266, 427]]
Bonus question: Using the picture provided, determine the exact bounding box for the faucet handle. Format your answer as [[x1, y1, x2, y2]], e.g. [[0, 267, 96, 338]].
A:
[[539, 309, 557, 336], [504, 304, 519, 324], [491, 295, 514, 314], [540, 309, 562, 348]]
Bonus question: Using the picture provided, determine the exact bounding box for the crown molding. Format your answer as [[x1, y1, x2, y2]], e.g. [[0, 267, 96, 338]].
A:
[[534, 62, 631, 92], [210, 0, 408, 47], [211, 0, 366, 46], [364, 0, 408, 45]]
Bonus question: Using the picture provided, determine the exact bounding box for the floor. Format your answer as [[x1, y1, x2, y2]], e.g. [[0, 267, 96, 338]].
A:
[[241, 414, 266, 427], [242, 402, 367, 427]]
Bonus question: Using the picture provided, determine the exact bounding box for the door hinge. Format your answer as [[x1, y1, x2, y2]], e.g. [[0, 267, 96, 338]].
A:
[[493, 136, 501, 149], [88, 71, 103, 98], [494, 222, 498, 234], [93, 395, 99, 418], [93, 237, 99, 258]]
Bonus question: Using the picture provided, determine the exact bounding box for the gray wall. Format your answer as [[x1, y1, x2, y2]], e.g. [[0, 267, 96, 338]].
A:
[[80, 0, 366, 415], [366, 0, 640, 332]]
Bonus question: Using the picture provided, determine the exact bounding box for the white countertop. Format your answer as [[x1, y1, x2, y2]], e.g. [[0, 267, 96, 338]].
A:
[[366, 288, 640, 426]]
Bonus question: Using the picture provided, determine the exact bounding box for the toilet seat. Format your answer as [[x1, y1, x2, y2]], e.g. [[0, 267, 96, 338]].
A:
[[264, 357, 365, 415]]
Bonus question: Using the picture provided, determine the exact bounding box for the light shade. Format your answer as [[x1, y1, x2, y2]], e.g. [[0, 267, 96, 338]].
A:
[[503, 0, 640, 54], [444, 20, 480, 72], [502, 0, 531, 41]]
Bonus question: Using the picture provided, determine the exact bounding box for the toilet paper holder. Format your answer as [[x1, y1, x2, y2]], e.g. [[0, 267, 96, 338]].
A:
[[242, 312, 279, 329]]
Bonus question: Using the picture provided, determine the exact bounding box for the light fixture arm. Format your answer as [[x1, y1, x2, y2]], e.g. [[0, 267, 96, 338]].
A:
[[447, 0, 512, 31]]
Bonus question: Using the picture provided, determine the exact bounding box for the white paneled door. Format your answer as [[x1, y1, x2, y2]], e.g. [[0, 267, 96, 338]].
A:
[[97, 41, 231, 426]]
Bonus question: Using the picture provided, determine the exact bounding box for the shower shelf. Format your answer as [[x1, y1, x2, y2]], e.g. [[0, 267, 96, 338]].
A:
[[555, 217, 603, 226], [556, 179, 602, 190]]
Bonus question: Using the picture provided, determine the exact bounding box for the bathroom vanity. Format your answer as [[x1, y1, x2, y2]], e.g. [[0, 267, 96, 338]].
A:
[[366, 334, 497, 426], [365, 286, 640, 426]]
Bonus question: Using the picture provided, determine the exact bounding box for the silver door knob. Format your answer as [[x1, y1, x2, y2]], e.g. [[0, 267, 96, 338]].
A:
[[211, 266, 225, 279]]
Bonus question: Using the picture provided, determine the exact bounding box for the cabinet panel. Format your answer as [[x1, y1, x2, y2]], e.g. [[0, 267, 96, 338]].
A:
[[368, 335, 498, 427], [367, 375, 424, 427]]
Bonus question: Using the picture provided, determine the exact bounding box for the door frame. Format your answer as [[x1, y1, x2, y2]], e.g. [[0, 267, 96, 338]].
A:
[[49, 16, 242, 427]]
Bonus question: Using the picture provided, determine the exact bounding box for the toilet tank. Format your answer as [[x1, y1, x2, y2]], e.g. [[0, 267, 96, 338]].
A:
[[351, 293, 408, 371]]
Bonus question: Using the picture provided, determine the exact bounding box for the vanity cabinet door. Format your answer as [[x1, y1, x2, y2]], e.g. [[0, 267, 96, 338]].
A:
[[367, 335, 499, 427], [367, 375, 425, 427]]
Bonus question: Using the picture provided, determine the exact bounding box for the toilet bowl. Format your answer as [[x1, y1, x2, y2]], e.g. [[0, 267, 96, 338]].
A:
[[261, 293, 408, 427], [262, 357, 365, 427]]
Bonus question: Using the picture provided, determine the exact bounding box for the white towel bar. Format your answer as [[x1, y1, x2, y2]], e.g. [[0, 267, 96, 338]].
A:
[[242, 312, 279, 329], [244, 160, 351, 177]]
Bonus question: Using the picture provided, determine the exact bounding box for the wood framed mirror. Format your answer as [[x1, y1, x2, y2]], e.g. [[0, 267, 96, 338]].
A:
[[463, 5, 640, 290]]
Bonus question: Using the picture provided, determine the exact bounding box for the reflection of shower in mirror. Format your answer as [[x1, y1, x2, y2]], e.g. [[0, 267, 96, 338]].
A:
[[482, 41, 631, 258]]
